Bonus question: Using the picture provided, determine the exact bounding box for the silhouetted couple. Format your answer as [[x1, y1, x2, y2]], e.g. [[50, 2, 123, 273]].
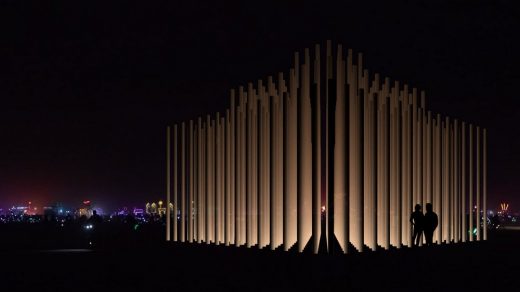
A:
[[410, 203, 438, 247]]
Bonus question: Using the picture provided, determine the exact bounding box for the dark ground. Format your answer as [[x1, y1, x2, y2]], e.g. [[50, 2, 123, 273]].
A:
[[1, 229, 518, 291]]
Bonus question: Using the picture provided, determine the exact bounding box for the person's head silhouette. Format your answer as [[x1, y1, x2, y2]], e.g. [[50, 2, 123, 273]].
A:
[[426, 203, 433, 213], [93, 210, 98, 216], [414, 204, 422, 212]]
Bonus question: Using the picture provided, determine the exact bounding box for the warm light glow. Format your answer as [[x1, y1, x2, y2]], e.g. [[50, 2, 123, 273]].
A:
[[165, 41, 488, 254]]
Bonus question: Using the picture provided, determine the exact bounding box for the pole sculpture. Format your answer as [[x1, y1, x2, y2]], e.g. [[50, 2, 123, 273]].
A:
[[166, 42, 488, 254]]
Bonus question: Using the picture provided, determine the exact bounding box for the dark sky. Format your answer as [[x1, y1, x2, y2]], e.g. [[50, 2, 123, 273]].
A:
[[1, 0, 519, 212]]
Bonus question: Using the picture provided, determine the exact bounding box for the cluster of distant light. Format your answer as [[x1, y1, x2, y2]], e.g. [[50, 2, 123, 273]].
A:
[[0, 210, 162, 226], [0, 213, 42, 224], [111, 206, 145, 217], [1, 199, 190, 222]]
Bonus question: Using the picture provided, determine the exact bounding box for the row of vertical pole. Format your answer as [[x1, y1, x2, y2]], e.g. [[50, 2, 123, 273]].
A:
[[166, 41, 488, 253]]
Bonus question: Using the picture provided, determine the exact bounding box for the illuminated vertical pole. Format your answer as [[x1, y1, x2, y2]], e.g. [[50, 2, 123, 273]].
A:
[[253, 84, 260, 248], [257, 81, 263, 248], [396, 81, 404, 248], [205, 117, 210, 243], [209, 118, 214, 244], [211, 118, 216, 243], [334, 45, 348, 253], [197, 118, 203, 242], [414, 89, 421, 213], [461, 122, 466, 242], [476, 127, 481, 241], [269, 77, 276, 250], [225, 111, 231, 245], [434, 115, 441, 244], [396, 84, 402, 248], [246, 84, 252, 248], [221, 116, 226, 244], [375, 75, 382, 248], [431, 117, 437, 242], [235, 91, 241, 246], [349, 55, 363, 251], [390, 81, 400, 248], [411, 88, 417, 210], [458, 123, 462, 242], [251, 86, 256, 248], [376, 79, 382, 249], [421, 95, 427, 208], [298, 49, 313, 252], [240, 87, 247, 246], [218, 116, 222, 244], [181, 122, 186, 242], [440, 119, 444, 243], [166, 126, 171, 241], [469, 124, 473, 242], [452, 125, 456, 242], [202, 120, 207, 243], [443, 118, 450, 243], [212, 118, 217, 243], [376, 74, 389, 249], [370, 73, 377, 251], [188, 120, 194, 242], [446, 122, 454, 243], [253, 83, 262, 245], [415, 91, 422, 243], [401, 86, 410, 247], [230, 91, 236, 245], [440, 119, 445, 243], [193, 126, 198, 242], [428, 112, 433, 205], [173, 125, 178, 242], [206, 115, 211, 243], [311, 45, 321, 254], [363, 68, 376, 251], [431, 117, 436, 242], [266, 80, 272, 250], [277, 73, 285, 249], [215, 114, 221, 244], [236, 89, 243, 245], [453, 120, 458, 243], [483, 128, 487, 240], [284, 68, 298, 251], [214, 116, 219, 244], [206, 117, 211, 243], [259, 80, 268, 249], [221, 114, 226, 244]]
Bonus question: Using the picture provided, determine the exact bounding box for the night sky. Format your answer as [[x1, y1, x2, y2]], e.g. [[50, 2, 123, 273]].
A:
[[1, 0, 518, 212]]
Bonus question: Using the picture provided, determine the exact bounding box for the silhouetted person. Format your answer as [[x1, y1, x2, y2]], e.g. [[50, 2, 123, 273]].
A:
[[410, 204, 424, 247], [86, 210, 104, 248], [89, 210, 103, 226], [423, 203, 438, 246]]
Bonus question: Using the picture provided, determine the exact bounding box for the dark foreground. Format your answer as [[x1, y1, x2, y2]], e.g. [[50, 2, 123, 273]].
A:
[[1, 230, 518, 291]]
